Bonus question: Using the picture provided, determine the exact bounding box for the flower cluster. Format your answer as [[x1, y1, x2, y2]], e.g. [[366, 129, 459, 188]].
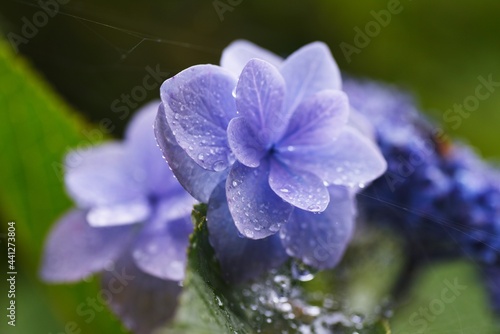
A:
[[44, 39, 500, 333], [343, 79, 500, 311], [41, 102, 195, 333], [155, 40, 386, 274], [41, 39, 388, 331]]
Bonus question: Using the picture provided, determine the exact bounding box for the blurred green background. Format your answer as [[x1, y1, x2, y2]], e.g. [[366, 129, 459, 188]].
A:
[[0, 0, 499, 333]]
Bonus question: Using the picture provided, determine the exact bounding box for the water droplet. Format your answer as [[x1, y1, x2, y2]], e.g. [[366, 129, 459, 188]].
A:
[[303, 305, 321, 317], [279, 188, 290, 193], [307, 204, 321, 212], [269, 224, 280, 232], [273, 275, 291, 291], [213, 160, 226, 172], [232, 180, 238, 187], [286, 146, 295, 152], [244, 228, 254, 237], [254, 224, 263, 231], [291, 260, 315, 282], [198, 153, 204, 161]]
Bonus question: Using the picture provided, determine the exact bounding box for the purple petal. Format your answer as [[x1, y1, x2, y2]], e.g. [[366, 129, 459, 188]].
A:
[[279, 126, 387, 187], [65, 143, 145, 208], [227, 117, 268, 167], [280, 42, 342, 113], [236, 59, 290, 145], [40, 210, 135, 282], [125, 100, 182, 198], [269, 159, 329, 212], [160, 65, 237, 171], [87, 198, 151, 227], [347, 107, 376, 141], [155, 104, 229, 202], [207, 182, 289, 283], [280, 186, 355, 269], [226, 161, 293, 239], [277, 90, 349, 149], [132, 197, 195, 281], [221, 39, 283, 76], [101, 253, 181, 334]]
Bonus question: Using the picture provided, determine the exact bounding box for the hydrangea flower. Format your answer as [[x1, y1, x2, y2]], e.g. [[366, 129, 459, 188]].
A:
[[40, 101, 196, 334], [155, 40, 387, 275], [344, 78, 500, 312]]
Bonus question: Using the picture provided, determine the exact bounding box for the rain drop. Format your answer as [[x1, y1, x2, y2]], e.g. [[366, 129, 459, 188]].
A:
[[307, 204, 321, 212], [269, 224, 280, 232], [291, 260, 315, 282], [244, 228, 254, 237], [213, 160, 226, 172]]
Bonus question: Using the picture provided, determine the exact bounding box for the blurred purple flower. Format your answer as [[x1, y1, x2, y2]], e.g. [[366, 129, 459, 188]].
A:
[[155, 40, 386, 272], [40, 101, 196, 334]]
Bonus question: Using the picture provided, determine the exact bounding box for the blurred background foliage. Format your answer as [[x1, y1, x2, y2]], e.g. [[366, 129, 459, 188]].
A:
[[0, 0, 499, 333]]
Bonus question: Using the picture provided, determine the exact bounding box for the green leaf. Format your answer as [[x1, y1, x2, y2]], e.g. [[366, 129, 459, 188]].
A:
[[0, 38, 126, 333], [163, 205, 395, 334], [0, 38, 93, 258], [390, 261, 498, 334], [167, 204, 252, 334]]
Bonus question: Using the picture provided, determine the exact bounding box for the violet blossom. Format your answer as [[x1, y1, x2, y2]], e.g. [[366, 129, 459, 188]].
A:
[[155, 40, 387, 274], [40, 101, 195, 334]]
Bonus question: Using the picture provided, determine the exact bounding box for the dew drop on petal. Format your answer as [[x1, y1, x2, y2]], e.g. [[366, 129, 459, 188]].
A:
[[244, 228, 254, 237], [307, 204, 322, 212], [213, 160, 226, 172], [269, 224, 280, 233]]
